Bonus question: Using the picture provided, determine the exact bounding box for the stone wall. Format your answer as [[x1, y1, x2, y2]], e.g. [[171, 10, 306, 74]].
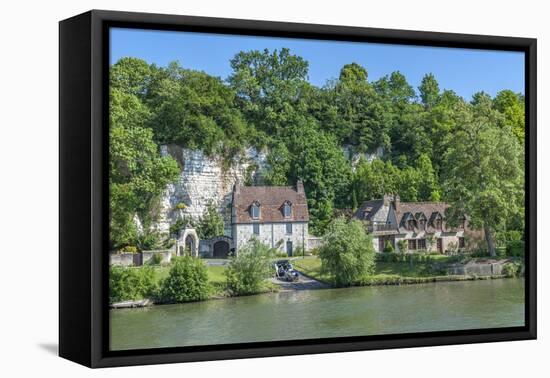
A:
[[141, 250, 173, 265], [307, 237, 324, 250], [158, 146, 268, 235], [447, 260, 505, 276], [233, 222, 308, 254], [109, 252, 140, 267]]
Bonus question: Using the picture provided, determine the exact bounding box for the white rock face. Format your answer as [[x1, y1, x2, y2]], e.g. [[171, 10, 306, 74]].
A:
[[157, 145, 268, 235]]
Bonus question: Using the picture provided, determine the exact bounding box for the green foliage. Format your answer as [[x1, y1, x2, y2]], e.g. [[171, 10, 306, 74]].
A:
[[397, 240, 408, 253], [318, 217, 375, 286], [109, 52, 525, 256], [507, 240, 525, 257], [159, 256, 209, 303], [502, 262, 522, 278], [225, 238, 276, 295], [150, 253, 163, 265], [148, 66, 251, 156], [120, 245, 138, 253], [109, 266, 157, 304], [441, 101, 524, 256], [383, 240, 395, 253], [196, 202, 225, 239], [109, 88, 180, 250], [493, 90, 525, 143], [419, 73, 441, 109]]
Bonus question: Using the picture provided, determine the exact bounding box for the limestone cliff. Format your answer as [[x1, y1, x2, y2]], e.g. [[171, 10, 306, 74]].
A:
[[157, 145, 268, 235]]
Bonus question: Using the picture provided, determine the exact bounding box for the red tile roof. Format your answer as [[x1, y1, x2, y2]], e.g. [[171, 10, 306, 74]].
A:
[[232, 182, 309, 224]]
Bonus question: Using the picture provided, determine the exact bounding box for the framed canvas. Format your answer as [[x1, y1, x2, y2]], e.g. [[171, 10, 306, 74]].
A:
[[59, 9, 537, 368]]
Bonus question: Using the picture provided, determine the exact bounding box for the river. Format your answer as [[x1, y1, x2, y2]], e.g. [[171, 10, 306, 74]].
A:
[[110, 278, 524, 351]]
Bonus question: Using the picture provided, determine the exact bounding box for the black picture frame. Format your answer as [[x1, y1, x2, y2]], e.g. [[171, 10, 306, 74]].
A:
[[59, 9, 537, 368]]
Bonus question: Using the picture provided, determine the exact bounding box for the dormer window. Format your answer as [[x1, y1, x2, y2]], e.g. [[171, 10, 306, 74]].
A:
[[407, 219, 416, 231], [419, 219, 426, 230], [417, 214, 427, 230], [283, 201, 292, 218], [251, 201, 261, 219], [433, 213, 443, 230]]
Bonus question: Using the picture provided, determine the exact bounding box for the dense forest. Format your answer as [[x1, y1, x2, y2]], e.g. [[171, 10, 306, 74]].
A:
[[110, 48, 525, 256]]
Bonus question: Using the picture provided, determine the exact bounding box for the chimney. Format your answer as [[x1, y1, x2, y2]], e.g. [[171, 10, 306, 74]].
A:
[[393, 194, 400, 210], [383, 193, 392, 206], [296, 180, 305, 194]]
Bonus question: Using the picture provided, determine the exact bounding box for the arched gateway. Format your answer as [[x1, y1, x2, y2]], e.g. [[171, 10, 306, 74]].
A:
[[177, 225, 199, 257]]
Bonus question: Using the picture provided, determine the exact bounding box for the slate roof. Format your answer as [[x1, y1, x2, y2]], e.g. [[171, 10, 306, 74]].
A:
[[355, 197, 464, 234], [353, 199, 385, 222], [232, 181, 309, 224], [395, 202, 450, 233]]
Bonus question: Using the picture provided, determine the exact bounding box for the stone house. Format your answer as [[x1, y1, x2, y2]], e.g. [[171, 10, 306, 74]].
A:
[[354, 194, 471, 253], [231, 181, 310, 256]]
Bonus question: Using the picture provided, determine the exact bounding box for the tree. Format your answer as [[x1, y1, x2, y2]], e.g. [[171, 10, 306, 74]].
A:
[[159, 256, 210, 303], [110, 57, 153, 99], [494, 90, 525, 143], [318, 217, 375, 286], [418, 73, 440, 109], [415, 153, 441, 201], [148, 66, 250, 157], [281, 116, 351, 235], [225, 238, 276, 295], [228, 48, 309, 137], [196, 202, 225, 239], [352, 158, 399, 203], [109, 88, 180, 250], [441, 105, 523, 256]]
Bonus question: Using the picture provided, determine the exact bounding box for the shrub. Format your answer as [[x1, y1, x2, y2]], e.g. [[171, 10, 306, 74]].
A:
[[159, 256, 209, 303], [318, 217, 375, 287], [502, 262, 522, 277], [507, 240, 524, 257], [120, 245, 138, 253], [397, 240, 407, 253], [150, 253, 163, 265], [225, 238, 275, 296], [309, 247, 320, 256], [109, 266, 157, 304], [383, 240, 395, 253]]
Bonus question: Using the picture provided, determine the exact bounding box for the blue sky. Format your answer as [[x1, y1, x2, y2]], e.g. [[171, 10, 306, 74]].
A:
[[110, 28, 524, 101]]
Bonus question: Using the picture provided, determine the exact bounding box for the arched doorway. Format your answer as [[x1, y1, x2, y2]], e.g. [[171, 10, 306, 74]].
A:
[[177, 226, 199, 257], [185, 235, 195, 256], [213, 240, 230, 259]]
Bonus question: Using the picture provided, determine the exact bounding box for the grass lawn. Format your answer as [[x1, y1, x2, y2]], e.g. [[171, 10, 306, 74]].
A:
[[292, 254, 456, 283], [151, 264, 227, 285]]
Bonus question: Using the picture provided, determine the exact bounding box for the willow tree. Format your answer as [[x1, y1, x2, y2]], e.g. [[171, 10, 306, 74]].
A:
[[441, 105, 523, 256]]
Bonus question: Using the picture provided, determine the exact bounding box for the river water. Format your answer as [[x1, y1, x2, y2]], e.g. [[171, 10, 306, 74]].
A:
[[110, 278, 524, 351]]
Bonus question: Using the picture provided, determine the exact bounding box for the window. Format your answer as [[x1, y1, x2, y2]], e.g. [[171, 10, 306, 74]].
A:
[[434, 214, 443, 230], [458, 237, 465, 248], [418, 239, 426, 250], [283, 201, 292, 218], [251, 202, 260, 219], [407, 219, 416, 231], [408, 239, 417, 250], [419, 219, 426, 230], [253, 223, 260, 235], [286, 223, 292, 234]]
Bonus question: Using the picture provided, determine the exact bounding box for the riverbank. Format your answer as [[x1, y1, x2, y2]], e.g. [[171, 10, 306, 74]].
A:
[[291, 255, 519, 286], [110, 255, 521, 308]]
